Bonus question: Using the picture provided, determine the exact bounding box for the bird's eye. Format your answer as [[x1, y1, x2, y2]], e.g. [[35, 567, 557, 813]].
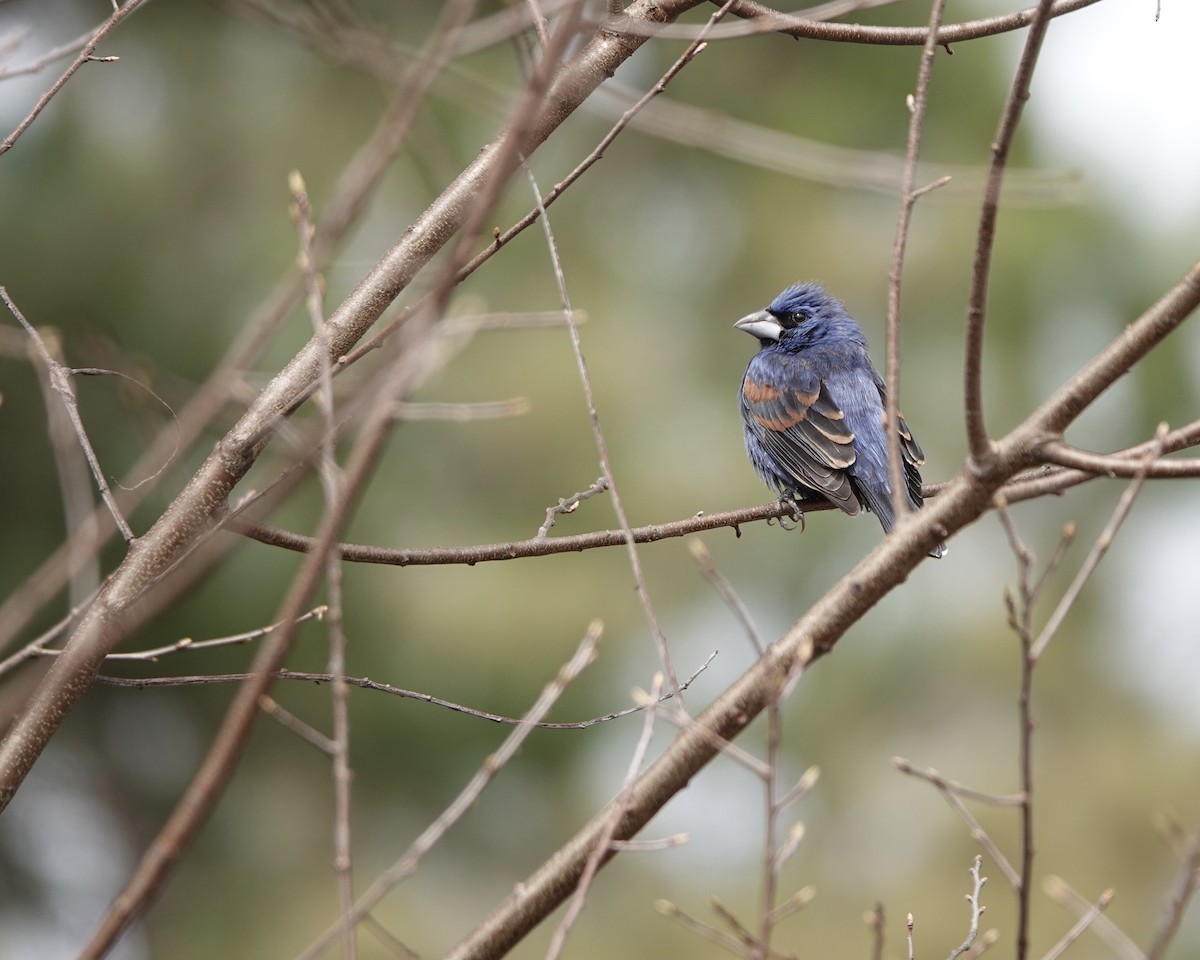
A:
[[779, 310, 807, 328]]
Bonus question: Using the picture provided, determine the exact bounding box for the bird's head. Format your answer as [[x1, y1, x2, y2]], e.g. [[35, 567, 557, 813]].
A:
[[734, 282, 866, 348]]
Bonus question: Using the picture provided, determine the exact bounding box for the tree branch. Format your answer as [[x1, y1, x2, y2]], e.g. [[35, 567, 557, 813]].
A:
[[965, 0, 1059, 463], [0, 0, 701, 815], [715, 0, 1101, 45]]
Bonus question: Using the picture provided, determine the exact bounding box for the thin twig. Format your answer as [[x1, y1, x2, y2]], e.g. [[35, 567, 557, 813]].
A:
[[360, 914, 419, 960], [892, 759, 1024, 806], [710, 897, 760, 949], [96, 652, 715, 731], [947, 856, 988, 960], [0, 26, 102, 79], [765, 886, 815, 926], [522, 157, 682, 700], [1029, 522, 1075, 606], [1037, 438, 1200, 478], [34, 607, 329, 663], [893, 759, 1021, 888], [987, 419, 1200, 505], [777, 766, 820, 812], [538, 476, 608, 537], [0, 0, 148, 156], [1042, 875, 1144, 960], [544, 670, 665, 960], [259, 695, 337, 754], [230, 499, 812, 567], [29, 330, 102, 607], [1039, 889, 1114, 960], [2, 287, 135, 541], [607, 835, 687, 852], [390, 398, 530, 421], [1146, 825, 1200, 960], [689, 538, 765, 654], [1031, 425, 1167, 662], [994, 499, 1037, 960], [656, 900, 758, 960], [867, 902, 885, 960], [964, 0, 1059, 463], [291, 169, 357, 960], [885, 0, 948, 525], [649, 0, 1101, 45]]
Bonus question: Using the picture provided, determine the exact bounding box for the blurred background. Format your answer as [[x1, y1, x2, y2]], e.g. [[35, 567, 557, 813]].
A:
[[1, 1, 1198, 957]]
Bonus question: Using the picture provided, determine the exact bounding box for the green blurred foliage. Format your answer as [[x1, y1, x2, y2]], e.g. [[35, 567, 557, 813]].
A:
[[1, 1, 1199, 958]]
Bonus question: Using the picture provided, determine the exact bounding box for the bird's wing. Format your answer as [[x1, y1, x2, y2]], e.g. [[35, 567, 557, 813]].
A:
[[741, 358, 860, 513], [872, 365, 926, 508], [896, 412, 926, 505]]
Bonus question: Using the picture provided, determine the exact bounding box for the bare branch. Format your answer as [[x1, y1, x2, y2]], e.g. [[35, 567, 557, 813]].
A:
[[947, 857, 988, 960], [1043, 875, 1144, 960], [637, 0, 1102, 45], [94, 650, 714, 730], [1037, 438, 1200, 478], [656, 900, 758, 960], [523, 158, 682, 698], [965, 0, 1059, 462], [892, 759, 1025, 807], [0, 0, 149, 155], [259, 695, 337, 754], [893, 759, 1021, 889], [885, 0, 948, 526], [1039, 889, 1114, 960], [2, 288, 135, 542], [1146, 825, 1200, 960], [1030, 426, 1167, 662], [229, 499, 807, 566], [538, 477, 609, 537], [545, 668, 666, 960], [690, 538, 766, 654]]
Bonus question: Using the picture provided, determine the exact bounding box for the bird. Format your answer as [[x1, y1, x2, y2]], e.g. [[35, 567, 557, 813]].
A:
[[735, 281, 945, 559]]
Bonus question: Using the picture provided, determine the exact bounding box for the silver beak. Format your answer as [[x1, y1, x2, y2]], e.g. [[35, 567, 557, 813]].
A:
[[733, 309, 783, 342]]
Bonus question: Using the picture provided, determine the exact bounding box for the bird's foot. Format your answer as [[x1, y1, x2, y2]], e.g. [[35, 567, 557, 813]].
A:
[[771, 495, 805, 533]]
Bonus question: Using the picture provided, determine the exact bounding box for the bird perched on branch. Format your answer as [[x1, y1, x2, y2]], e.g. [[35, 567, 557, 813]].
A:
[[735, 282, 945, 559]]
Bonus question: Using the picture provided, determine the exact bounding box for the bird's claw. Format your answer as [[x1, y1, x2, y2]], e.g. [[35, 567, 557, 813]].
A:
[[771, 496, 805, 532]]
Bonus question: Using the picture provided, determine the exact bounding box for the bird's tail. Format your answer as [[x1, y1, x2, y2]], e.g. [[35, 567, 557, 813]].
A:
[[861, 487, 946, 560]]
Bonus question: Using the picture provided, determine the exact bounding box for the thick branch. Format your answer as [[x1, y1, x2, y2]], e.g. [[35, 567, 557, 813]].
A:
[[0, 0, 697, 813]]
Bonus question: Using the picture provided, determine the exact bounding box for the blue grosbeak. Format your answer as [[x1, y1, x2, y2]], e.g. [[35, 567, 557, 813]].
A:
[[736, 282, 945, 558]]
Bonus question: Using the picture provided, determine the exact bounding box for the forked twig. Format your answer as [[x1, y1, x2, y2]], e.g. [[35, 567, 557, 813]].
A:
[[947, 857, 988, 960], [893, 759, 1021, 888]]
